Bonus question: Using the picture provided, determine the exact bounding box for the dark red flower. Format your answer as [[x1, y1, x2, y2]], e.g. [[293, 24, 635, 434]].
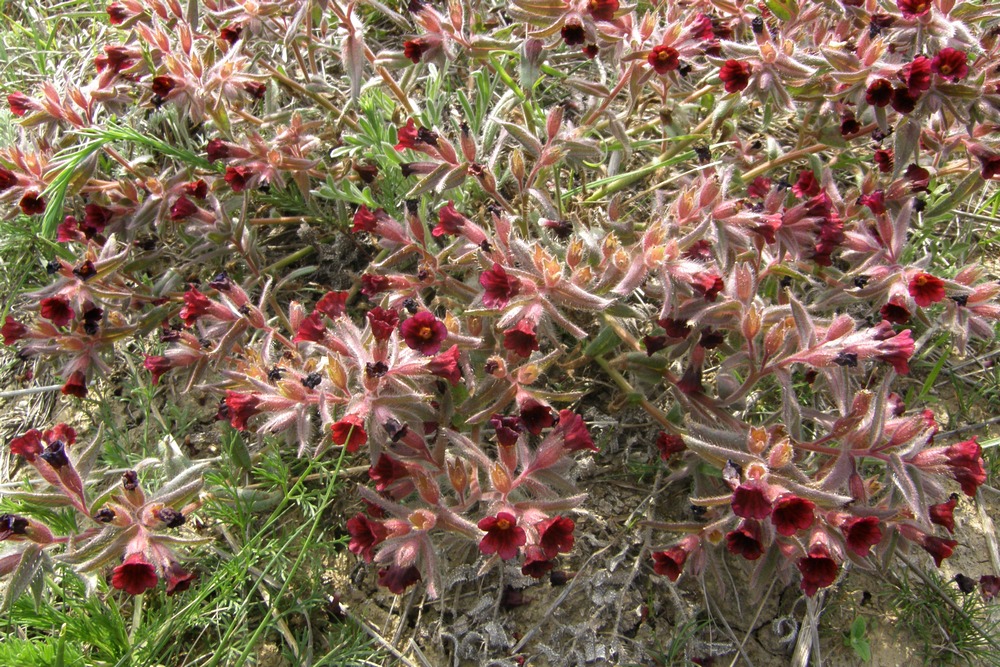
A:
[[219, 24, 242, 45], [521, 546, 555, 578], [841, 516, 882, 557], [224, 391, 259, 430], [331, 415, 367, 452], [873, 150, 894, 174], [0, 514, 29, 541], [7, 92, 37, 117], [555, 409, 596, 452], [840, 115, 861, 136], [164, 563, 195, 595], [899, 56, 932, 94], [0, 167, 17, 192], [112, 553, 158, 595], [792, 170, 821, 198], [151, 76, 176, 98], [367, 306, 398, 341], [719, 60, 752, 93], [582, 43, 599, 58], [980, 575, 1000, 602], [224, 166, 254, 192], [394, 119, 420, 151], [771, 495, 815, 536], [95, 45, 134, 74], [369, 453, 409, 491], [377, 565, 421, 594], [561, 22, 585, 46], [647, 45, 680, 74], [931, 47, 968, 82], [908, 272, 946, 307], [347, 514, 387, 562], [83, 204, 113, 235], [872, 322, 914, 374], [169, 196, 199, 221], [658, 318, 692, 339], [403, 39, 428, 64], [40, 297, 74, 327], [315, 291, 348, 319], [537, 516, 575, 559], [519, 398, 554, 435], [243, 81, 266, 100], [890, 86, 919, 114], [479, 512, 526, 560], [859, 190, 887, 215], [19, 191, 45, 215], [480, 264, 521, 309], [427, 345, 462, 385], [921, 535, 958, 567], [401, 311, 447, 355], [896, 0, 931, 18], [179, 288, 213, 326], [726, 521, 765, 560], [587, 0, 618, 21], [433, 201, 468, 238], [929, 494, 958, 533], [746, 177, 771, 198], [144, 355, 172, 385], [656, 432, 686, 461], [880, 300, 911, 324], [9, 430, 43, 462], [361, 274, 391, 299], [106, 3, 132, 25], [2, 316, 27, 345], [352, 205, 379, 233], [865, 78, 893, 107], [293, 311, 326, 343], [652, 546, 688, 582], [905, 163, 931, 191], [489, 414, 522, 447], [945, 438, 986, 496], [731, 481, 773, 520], [503, 319, 540, 358], [205, 138, 235, 162], [691, 272, 724, 302], [797, 545, 839, 596]]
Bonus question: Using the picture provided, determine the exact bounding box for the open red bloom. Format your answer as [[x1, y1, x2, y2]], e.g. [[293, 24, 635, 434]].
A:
[[403, 39, 428, 64], [433, 202, 468, 238], [652, 546, 687, 582], [859, 190, 886, 214], [224, 391, 259, 430], [480, 263, 521, 309], [945, 438, 986, 496], [352, 205, 379, 233], [19, 191, 45, 215], [732, 481, 773, 520], [59, 375, 87, 399], [112, 553, 159, 595], [347, 513, 387, 562], [293, 311, 326, 343], [144, 355, 172, 386], [726, 521, 765, 560], [771, 495, 815, 536], [179, 289, 212, 326], [331, 415, 367, 452], [503, 319, 540, 358], [315, 291, 348, 319], [929, 494, 958, 533], [39, 297, 74, 328], [908, 272, 946, 307], [479, 512, 526, 560], [656, 432, 686, 461], [428, 345, 462, 385], [587, 0, 618, 21], [561, 22, 585, 46], [792, 170, 821, 198], [873, 324, 915, 375], [890, 86, 919, 114], [898, 56, 932, 94], [95, 45, 135, 74], [519, 398, 554, 435], [841, 516, 882, 557], [2, 316, 27, 345], [865, 78, 893, 107], [400, 311, 447, 355], [797, 544, 839, 596], [369, 453, 409, 491], [537, 516, 575, 559], [106, 3, 133, 25], [897, 0, 931, 17], [489, 414, 522, 447], [0, 167, 18, 192], [555, 409, 596, 452], [981, 575, 1000, 602], [521, 546, 555, 578], [8, 92, 38, 117], [719, 60, 752, 93], [367, 306, 398, 341], [647, 45, 679, 74], [151, 75, 176, 98], [377, 565, 421, 594], [873, 150, 894, 174], [880, 300, 911, 324], [224, 166, 255, 192], [9, 430, 43, 462], [165, 563, 196, 595], [394, 119, 420, 151], [931, 48, 968, 83], [921, 535, 958, 567]]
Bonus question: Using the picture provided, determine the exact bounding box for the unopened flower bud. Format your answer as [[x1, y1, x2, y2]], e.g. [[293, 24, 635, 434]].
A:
[[509, 150, 525, 184], [546, 106, 564, 143], [742, 305, 762, 341], [516, 364, 540, 385], [408, 509, 437, 531], [748, 427, 768, 455], [768, 440, 793, 469], [447, 458, 469, 495], [490, 462, 512, 494]]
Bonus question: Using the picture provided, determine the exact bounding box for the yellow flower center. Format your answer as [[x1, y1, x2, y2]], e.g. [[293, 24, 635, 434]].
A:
[[418, 326, 433, 340], [496, 518, 511, 530]]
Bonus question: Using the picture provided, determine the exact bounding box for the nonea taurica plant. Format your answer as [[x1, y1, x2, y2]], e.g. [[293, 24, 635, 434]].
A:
[[2, 0, 999, 611]]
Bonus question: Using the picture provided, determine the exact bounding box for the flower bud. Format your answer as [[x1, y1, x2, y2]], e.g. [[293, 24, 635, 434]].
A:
[[490, 462, 512, 494], [768, 440, 793, 469], [748, 427, 768, 455], [447, 458, 469, 496]]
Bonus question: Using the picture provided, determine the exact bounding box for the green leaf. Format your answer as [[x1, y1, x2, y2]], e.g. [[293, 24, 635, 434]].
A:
[[2, 544, 43, 612]]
